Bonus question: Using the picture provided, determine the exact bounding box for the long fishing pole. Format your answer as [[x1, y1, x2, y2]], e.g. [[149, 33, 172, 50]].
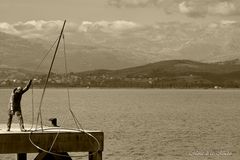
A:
[[35, 20, 67, 131], [25, 38, 59, 132], [29, 20, 101, 158]]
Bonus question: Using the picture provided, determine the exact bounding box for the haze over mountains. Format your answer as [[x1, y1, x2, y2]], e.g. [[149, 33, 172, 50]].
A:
[[1, 20, 240, 72]]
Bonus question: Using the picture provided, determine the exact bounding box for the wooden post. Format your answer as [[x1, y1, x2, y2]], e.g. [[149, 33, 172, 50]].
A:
[[89, 151, 102, 160], [17, 153, 27, 160]]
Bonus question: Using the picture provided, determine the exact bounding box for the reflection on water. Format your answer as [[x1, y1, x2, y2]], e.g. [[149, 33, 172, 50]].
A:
[[0, 89, 240, 160]]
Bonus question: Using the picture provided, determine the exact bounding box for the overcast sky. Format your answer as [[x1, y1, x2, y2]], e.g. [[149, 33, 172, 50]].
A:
[[0, 0, 239, 24], [1, 0, 240, 64], [0, 0, 240, 40]]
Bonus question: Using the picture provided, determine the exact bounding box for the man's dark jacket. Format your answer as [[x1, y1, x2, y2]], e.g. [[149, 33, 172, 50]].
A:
[[9, 80, 32, 113]]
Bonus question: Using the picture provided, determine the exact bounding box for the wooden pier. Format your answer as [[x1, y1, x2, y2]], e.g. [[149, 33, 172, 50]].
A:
[[0, 124, 104, 160]]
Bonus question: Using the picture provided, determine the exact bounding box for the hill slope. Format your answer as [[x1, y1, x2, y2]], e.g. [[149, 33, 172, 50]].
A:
[[2, 59, 240, 88], [79, 59, 240, 76], [74, 59, 240, 88]]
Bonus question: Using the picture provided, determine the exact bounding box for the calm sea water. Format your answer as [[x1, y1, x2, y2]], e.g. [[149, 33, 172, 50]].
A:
[[0, 88, 240, 160]]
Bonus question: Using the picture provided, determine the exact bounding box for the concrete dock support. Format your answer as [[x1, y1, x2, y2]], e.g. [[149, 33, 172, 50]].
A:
[[0, 128, 104, 160]]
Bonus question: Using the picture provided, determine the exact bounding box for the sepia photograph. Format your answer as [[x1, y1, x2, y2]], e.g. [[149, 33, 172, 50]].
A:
[[0, 0, 240, 159]]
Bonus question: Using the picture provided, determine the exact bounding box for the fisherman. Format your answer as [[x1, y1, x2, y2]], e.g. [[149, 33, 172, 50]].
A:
[[7, 79, 32, 131]]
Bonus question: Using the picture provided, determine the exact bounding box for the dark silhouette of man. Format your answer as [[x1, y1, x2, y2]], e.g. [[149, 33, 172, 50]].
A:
[[7, 80, 32, 131]]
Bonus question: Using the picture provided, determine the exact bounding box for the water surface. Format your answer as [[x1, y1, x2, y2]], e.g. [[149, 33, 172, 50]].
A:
[[0, 89, 239, 160]]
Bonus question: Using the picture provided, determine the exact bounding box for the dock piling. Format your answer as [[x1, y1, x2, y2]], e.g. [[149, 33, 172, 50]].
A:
[[17, 153, 27, 160]]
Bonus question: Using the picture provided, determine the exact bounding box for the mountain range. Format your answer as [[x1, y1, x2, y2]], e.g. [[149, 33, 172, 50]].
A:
[[1, 21, 240, 72], [2, 59, 240, 88], [0, 31, 140, 72], [78, 59, 240, 80]]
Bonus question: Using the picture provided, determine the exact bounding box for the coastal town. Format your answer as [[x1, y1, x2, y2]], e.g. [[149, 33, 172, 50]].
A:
[[0, 72, 158, 88], [0, 69, 235, 89]]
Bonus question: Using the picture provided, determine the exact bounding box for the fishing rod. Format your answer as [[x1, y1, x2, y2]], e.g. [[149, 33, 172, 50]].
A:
[[35, 20, 67, 131], [29, 20, 101, 158], [25, 38, 59, 132]]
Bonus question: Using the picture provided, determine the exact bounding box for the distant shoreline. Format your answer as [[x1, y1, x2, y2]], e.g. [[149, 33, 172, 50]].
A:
[[3, 59, 240, 89], [1, 86, 240, 90]]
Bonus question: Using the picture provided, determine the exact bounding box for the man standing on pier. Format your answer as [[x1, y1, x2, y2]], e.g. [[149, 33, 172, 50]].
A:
[[7, 80, 32, 131]]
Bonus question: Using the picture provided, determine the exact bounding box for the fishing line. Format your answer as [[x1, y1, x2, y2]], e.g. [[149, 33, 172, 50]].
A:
[[29, 127, 101, 158], [28, 84, 35, 131], [33, 38, 59, 73], [35, 20, 66, 131], [25, 38, 59, 132], [42, 34, 100, 158], [28, 20, 101, 158], [62, 34, 84, 130]]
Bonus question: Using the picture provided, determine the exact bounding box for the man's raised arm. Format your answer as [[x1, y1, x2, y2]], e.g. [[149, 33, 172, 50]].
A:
[[22, 79, 32, 94]]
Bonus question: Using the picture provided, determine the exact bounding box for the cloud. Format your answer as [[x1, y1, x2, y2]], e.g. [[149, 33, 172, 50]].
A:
[[179, 1, 207, 17], [208, 1, 237, 15], [78, 20, 140, 33], [208, 20, 238, 29], [108, 0, 240, 17], [0, 20, 68, 38], [0, 20, 140, 39], [108, 0, 179, 10], [108, 0, 155, 8], [0, 22, 18, 34], [220, 20, 237, 25], [179, 0, 240, 17]]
